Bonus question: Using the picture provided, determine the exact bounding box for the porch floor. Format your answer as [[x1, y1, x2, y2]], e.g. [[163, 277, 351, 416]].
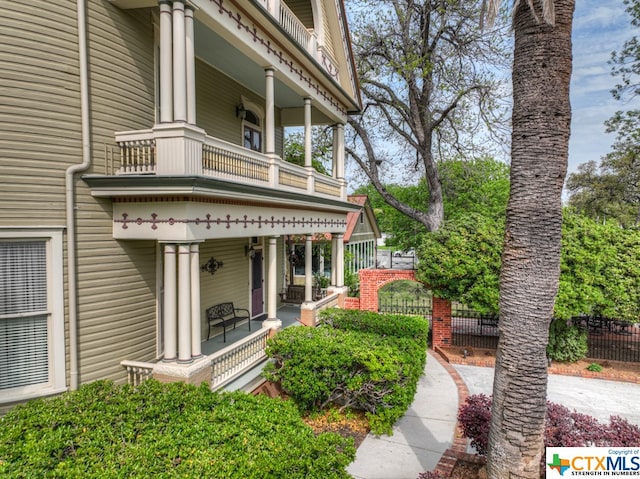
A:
[[201, 304, 303, 356]]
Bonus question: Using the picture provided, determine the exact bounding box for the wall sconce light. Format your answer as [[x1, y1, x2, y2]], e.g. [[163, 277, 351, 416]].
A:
[[245, 244, 255, 258], [236, 103, 246, 120]]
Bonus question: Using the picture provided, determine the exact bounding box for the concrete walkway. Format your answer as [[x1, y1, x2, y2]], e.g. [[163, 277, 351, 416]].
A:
[[348, 351, 640, 479], [348, 351, 459, 479]]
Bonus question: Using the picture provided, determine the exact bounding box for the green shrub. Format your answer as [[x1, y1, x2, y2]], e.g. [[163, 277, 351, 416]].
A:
[[263, 324, 426, 435], [0, 380, 355, 478], [318, 309, 429, 343], [587, 363, 603, 372], [546, 319, 588, 362]]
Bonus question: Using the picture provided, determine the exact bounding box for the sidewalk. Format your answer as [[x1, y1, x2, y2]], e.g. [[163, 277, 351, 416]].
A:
[[348, 350, 640, 479], [347, 351, 462, 479]]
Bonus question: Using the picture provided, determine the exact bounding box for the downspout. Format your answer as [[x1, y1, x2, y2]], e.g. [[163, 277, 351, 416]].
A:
[[65, 0, 91, 390]]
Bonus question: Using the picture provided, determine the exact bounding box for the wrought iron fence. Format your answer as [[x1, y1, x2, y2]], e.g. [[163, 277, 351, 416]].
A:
[[378, 298, 432, 317], [451, 311, 500, 350], [451, 311, 640, 363]]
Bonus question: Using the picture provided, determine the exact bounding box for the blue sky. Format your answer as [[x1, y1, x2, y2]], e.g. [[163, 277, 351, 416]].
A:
[[569, 0, 637, 176]]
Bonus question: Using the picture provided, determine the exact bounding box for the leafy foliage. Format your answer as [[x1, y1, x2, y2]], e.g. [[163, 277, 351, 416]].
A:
[[284, 129, 332, 175], [353, 157, 510, 250], [557, 211, 640, 321], [416, 212, 503, 313], [0, 380, 355, 478], [546, 319, 588, 362], [264, 312, 427, 434], [459, 394, 640, 473], [416, 208, 640, 321]]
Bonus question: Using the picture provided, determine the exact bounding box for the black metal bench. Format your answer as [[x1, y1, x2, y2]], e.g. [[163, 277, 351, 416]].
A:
[[206, 302, 250, 342]]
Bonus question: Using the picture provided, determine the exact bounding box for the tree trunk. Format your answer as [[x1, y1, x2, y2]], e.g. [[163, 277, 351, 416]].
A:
[[486, 1, 574, 477]]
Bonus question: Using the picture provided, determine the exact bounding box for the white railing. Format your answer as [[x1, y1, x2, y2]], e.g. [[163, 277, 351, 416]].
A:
[[113, 127, 342, 199], [202, 136, 270, 185], [121, 360, 155, 386], [210, 327, 271, 390], [277, 1, 311, 50], [116, 129, 156, 174]]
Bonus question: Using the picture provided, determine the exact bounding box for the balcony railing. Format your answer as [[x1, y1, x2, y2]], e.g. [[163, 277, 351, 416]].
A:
[[113, 126, 344, 200], [257, 0, 339, 81]]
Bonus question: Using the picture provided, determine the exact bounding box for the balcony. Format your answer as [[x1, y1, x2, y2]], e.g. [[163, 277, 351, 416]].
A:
[[109, 124, 344, 201], [256, 0, 339, 82]]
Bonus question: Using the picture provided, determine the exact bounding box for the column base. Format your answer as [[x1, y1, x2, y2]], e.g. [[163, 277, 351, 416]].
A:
[[153, 355, 212, 386], [262, 318, 282, 331]]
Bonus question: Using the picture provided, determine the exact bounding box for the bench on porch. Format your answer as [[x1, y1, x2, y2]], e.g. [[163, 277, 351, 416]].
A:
[[206, 302, 250, 342], [279, 285, 324, 304]]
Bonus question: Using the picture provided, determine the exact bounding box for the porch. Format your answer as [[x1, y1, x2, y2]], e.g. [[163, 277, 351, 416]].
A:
[[121, 301, 340, 392]]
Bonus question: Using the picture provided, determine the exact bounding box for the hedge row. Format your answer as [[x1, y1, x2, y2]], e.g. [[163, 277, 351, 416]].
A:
[[317, 308, 429, 343], [0, 380, 355, 479], [264, 311, 428, 434]]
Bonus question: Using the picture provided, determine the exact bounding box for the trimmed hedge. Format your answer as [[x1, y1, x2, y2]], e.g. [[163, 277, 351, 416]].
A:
[[264, 311, 428, 435], [317, 309, 429, 343], [0, 380, 355, 478]]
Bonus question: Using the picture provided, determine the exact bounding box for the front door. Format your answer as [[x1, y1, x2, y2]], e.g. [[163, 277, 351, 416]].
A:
[[251, 251, 263, 317]]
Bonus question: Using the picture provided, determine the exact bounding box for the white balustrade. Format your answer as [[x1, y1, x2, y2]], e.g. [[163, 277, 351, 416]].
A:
[[121, 360, 155, 386], [210, 328, 271, 390]]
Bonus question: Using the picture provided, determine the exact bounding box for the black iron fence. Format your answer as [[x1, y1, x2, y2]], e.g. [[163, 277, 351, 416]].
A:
[[378, 298, 432, 317], [452, 311, 640, 363]]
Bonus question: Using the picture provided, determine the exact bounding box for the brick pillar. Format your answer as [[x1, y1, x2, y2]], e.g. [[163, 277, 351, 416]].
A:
[[358, 269, 378, 311], [432, 297, 452, 349]]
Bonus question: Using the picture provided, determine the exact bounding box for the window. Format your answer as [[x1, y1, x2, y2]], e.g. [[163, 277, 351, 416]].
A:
[[243, 110, 262, 152], [0, 230, 66, 403]]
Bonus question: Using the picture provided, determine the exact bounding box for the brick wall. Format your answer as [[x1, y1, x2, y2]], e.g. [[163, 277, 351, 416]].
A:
[[346, 269, 453, 350], [358, 269, 418, 311]]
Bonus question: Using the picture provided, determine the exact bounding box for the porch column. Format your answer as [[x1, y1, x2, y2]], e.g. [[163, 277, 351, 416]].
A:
[[172, 0, 187, 123], [163, 243, 177, 361], [265, 68, 275, 154], [334, 233, 345, 287], [190, 243, 202, 358], [335, 123, 345, 199], [159, 0, 173, 123], [304, 98, 312, 168], [185, 4, 197, 125], [266, 236, 280, 323], [177, 243, 192, 363], [331, 234, 338, 287], [304, 234, 313, 302]]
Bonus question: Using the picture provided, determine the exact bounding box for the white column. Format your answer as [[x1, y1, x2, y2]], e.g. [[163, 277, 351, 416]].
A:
[[172, 0, 187, 122], [331, 235, 338, 286], [336, 123, 346, 199], [265, 68, 275, 154], [335, 123, 345, 179], [304, 234, 313, 302], [332, 124, 338, 178], [159, 0, 173, 123], [335, 233, 345, 287], [304, 98, 312, 168], [177, 243, 192, 362], [185, 5, 197, 125], [190, 243, 202, 358], [163, 243, 177, 361], [267, 236, 278, 320]]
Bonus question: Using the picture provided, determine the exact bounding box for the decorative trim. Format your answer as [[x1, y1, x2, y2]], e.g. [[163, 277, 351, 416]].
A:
[[210, 0, 347, 116], [117, 212, 347, 230]]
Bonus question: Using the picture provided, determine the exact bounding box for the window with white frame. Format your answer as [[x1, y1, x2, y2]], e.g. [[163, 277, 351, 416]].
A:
[[0, 230, 66, 402]]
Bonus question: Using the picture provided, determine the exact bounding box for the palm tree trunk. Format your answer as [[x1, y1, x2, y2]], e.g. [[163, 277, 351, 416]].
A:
[[486, 1, 574, 477]]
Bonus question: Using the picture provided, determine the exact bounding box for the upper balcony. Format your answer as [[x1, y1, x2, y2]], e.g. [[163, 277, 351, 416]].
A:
[[105, 123, 345, 202]]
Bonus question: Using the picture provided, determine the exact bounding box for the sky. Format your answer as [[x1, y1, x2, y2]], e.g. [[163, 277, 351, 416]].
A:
[[569, 0, 638, 176]]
